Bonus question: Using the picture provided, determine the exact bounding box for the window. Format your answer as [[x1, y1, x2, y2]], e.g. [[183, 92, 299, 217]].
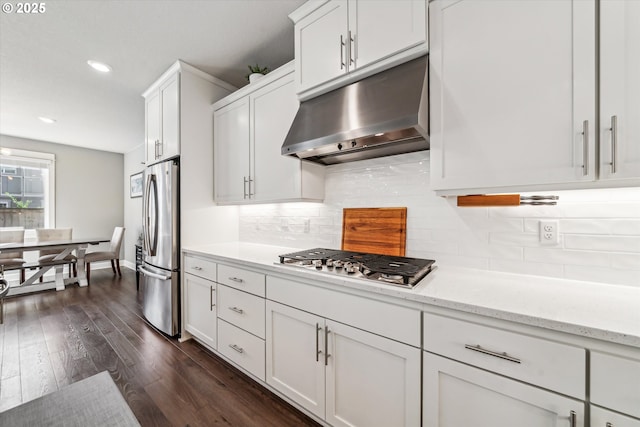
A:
[[0, 148, 55, 240]]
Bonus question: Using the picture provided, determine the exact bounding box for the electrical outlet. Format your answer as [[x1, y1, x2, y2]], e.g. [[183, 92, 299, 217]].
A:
[[539, 220, 559, 245]]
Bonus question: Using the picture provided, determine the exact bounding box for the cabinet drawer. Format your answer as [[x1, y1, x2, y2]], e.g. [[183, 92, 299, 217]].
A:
[[217, 285, 265, 339], [591, 405, 640, 427], [218, 319, 265, 380], [217, 264, 265, 297], [423, 312, 585, 399], [184, 255, 216, 281], [267, 275, 420, 346], [591, 351, 640, 418]]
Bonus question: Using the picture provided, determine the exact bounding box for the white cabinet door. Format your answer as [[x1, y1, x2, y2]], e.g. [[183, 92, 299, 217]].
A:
[[184, 273, 217, 350], [160, 72, 180, 160], [252, 75, 302, 202], [599, 0, 640, 181], [295, 0, 349, 92], [214, 98, 250, 203], [145, 90, 160, 165], [423, 352, 584, 427], [349, 0, 426, 70], [429, 0, 596, 193], [325, 320, 421, 427], [265, 301, 325, 419], [591, 406, 640, 427]]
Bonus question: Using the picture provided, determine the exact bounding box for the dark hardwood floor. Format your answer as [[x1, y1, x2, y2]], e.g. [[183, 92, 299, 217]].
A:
[[0, 268, 320, 427]]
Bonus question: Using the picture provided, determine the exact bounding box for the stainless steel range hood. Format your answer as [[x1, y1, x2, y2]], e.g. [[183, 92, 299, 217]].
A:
[[281, 55, 428, 165]]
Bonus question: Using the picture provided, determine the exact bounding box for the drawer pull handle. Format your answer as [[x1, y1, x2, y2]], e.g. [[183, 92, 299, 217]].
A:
[[229, 344, 244, 354], [228, 277, 244, 283], [228, 306, 244, 314], [464, 344, 521, 364], [605, 423, 612, 427], [192, 266, 202, 271]]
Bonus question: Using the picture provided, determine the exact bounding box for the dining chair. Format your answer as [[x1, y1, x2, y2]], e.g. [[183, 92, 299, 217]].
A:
[[0, 228, 26, 283], [85, 226, 125, 284], [36, 228, 77, 281]]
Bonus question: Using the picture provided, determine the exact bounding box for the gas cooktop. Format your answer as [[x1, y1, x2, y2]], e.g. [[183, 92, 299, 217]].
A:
[[278, 248, 435, 289]]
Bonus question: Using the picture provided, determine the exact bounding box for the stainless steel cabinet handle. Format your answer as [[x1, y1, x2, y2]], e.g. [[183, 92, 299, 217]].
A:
[[582, 120, 589, 176], [228, 277, 244, 283], [569, 410, 577, 427], [247, 177, 254, 197], [340, 35, 346, 70], [228, 306, 244, 314], [210, 286, 215, 310], [324, 326, 331, 366], [348, 30, 355, 66], [243, 176, 248, 199], [606, 423, 613, 427], [229, 344, 244, 354], [464, 344, 521, 364], [191, 266, 202, 271], [315, 323, 322, 362], [610, 115, 618, 174]]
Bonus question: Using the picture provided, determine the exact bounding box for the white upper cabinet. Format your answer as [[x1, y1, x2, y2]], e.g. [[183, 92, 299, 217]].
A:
[[143, 61, 236, 167], [144, 72, 180, 165], [213, 63, 325, 204], [291, 0, 428, 99], [213, 97, 250, 203], [429, 0, 596, 195], [599, 0, 640, 181]]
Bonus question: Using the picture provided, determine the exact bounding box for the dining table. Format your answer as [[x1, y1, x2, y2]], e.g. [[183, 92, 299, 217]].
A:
[[0, 237, 110, 291]]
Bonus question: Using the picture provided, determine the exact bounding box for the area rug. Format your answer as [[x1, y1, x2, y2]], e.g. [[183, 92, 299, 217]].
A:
[[0, 371, 140, 426]]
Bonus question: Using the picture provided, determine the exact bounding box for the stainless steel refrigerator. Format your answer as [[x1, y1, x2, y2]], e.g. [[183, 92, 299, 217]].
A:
[[139, 158, 180, 336]]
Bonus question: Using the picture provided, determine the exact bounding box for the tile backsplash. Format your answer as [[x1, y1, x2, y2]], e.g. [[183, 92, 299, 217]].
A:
[[239, 152, 640, 287]]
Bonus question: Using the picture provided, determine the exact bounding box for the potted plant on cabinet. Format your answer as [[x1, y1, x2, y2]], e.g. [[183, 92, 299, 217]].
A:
[[246, 64, 269, 83]]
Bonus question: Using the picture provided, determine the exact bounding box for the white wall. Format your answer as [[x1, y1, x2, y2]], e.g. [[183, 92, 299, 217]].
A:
[[1, 134, 124, 242], [239, 152, 640, 288], [123, 144, 145, 266]]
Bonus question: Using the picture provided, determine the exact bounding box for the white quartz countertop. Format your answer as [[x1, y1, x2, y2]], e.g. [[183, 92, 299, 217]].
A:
[[183, 242, 640, 348]]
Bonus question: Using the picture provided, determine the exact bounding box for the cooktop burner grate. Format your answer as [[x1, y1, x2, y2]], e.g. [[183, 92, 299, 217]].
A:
[[278, 248, 435, 288]]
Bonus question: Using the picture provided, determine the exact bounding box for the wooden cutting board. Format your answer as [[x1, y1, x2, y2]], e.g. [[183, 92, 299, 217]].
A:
[[341, 207, 407, 256]]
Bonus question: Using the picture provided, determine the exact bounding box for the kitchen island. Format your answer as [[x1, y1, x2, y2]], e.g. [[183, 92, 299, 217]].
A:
[[182, 241, 640, 427]]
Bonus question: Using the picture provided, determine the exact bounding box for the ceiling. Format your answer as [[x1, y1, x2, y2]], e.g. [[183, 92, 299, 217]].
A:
[[0, 0, 306, 154]]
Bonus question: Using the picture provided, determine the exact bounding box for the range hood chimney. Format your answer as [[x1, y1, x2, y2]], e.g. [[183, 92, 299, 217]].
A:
[[281, 55, 428, 165]]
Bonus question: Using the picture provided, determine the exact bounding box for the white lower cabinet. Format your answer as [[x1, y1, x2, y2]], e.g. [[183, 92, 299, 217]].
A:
[[217, 319, 265, 380], [183, 272, 217, 350], [266, 300, 421, 426], [423, 351, 585, 427]]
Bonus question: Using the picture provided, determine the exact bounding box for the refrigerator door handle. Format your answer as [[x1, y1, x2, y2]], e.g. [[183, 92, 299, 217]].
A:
[[144, 173, 159, 256], [138, 266, 171, 281]]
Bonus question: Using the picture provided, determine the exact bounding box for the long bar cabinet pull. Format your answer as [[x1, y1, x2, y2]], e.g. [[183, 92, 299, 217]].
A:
[[210, 286, 215, 310], [582, 120, 589, 176], [324, 326, 331, 366], [229, 344, 244, 354], [228, 306, 244, 314], [569, 410, 577, 427], [315, 323, 322, 362], [348, 30, 355, 66], [340, 35, 346, 70], [464, 344, 521, 364], [610, 115, 618, 174], [243, 177, 249, 199], [228, 277, 244, 283]]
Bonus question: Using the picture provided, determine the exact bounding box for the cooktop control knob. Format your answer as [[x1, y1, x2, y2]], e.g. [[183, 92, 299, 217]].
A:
[[345, 263, 358, 274], [326, 259, 334, 268], [313, 259, 323, 269], [334, 260, 344, 269]]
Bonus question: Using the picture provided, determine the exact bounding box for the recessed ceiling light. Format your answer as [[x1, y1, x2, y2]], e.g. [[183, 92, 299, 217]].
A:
[[38, 116, 56, 124], [87, 60, 112, 73]]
